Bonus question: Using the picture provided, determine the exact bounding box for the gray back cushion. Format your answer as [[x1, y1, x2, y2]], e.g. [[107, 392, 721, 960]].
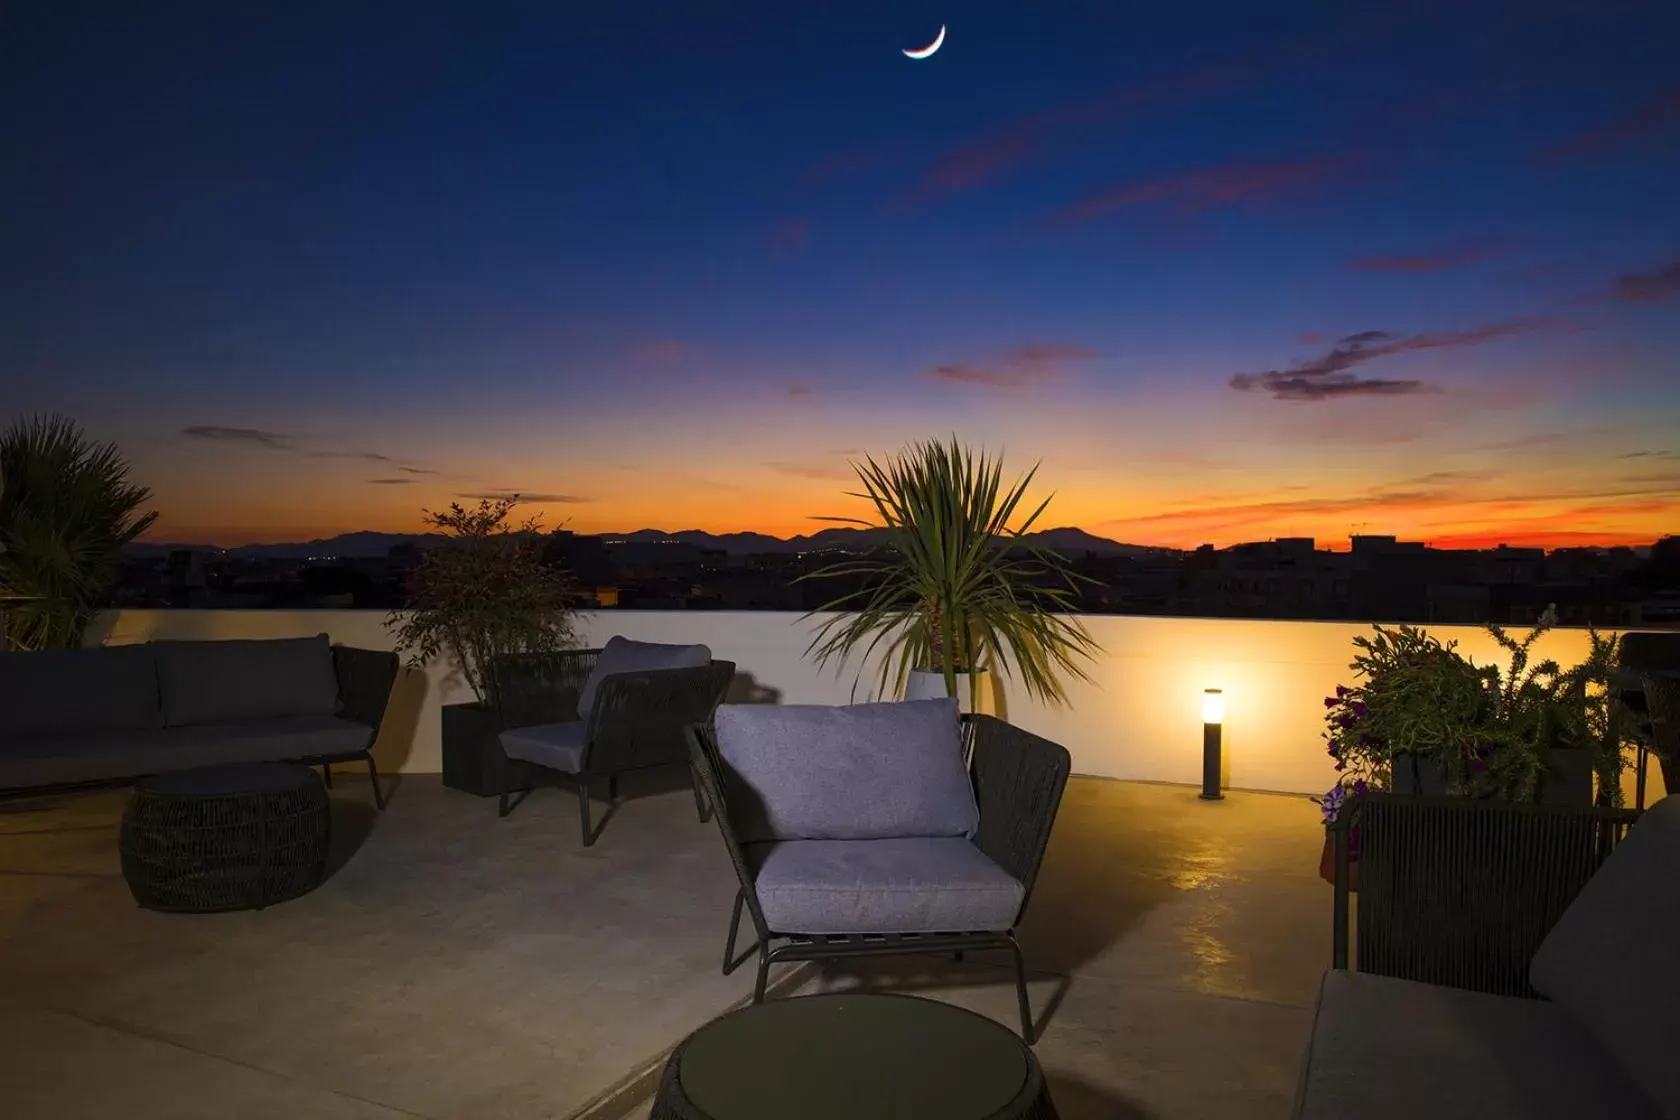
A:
[[712, 698, 979, 842], [578, 635, 711, 718], [155, 635, 341, 727], [1530, 795, 1680, 1116], [0, 644, 162, 740]]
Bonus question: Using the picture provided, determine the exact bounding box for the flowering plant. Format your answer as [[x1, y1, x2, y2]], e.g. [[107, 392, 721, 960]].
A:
[[1315, 610, 1655, 819]]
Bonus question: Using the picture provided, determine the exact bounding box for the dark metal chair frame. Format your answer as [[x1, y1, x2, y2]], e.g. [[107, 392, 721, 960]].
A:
[[490, 648, 735, 846], [688, 713, 1071, 1043], [1330, 792, 1642, 998], [311, 644, 399, 810]]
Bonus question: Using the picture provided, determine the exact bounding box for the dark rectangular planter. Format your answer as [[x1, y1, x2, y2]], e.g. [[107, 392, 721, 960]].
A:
[[1390, 747, 1594, 805], [441, 702, 533, 797]]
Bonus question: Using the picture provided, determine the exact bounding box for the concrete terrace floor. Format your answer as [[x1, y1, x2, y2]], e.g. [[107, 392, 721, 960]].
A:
[[0, 773, 1333, 1120]]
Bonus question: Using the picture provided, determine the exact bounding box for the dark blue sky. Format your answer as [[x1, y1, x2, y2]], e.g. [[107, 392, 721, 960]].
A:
[[2, 0, 1677, 546]]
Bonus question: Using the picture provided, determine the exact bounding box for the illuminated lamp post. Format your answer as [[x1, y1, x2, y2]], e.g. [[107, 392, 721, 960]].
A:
[[1200, 688, 1226, 801]]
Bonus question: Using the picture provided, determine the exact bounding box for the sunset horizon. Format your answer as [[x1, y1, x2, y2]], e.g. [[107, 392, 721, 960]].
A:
[[7, 1, 1677, 560]]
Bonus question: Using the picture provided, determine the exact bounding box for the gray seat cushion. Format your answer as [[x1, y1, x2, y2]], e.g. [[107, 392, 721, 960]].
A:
[[155, 635, 341, 727], [1530, 795, 1680, 1116], [746, 837, 1024, 935], [1295, 970, 1658, 1120], [578, 636, 711, 719], [0, 717, 371, 789], [0, 644, 161, 739], [500, 721, 588, 773], [714, 699, 978, 843]]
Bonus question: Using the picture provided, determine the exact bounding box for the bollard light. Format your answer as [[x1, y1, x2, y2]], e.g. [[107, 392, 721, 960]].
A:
[[1200, 688, 1225, 800]]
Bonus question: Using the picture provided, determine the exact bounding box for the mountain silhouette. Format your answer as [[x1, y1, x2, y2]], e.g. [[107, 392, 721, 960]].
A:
[[127, 525, 1173, 559]]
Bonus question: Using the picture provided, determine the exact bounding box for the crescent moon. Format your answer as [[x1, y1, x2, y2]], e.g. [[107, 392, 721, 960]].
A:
[[903, 25, 946, 59]]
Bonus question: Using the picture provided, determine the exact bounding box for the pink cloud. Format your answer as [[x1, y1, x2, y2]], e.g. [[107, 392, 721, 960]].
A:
[[634, 339, 689, 362], [1538, 86, 1680, 162], [1054, 156, 1351, 224], [1230, 320, 1555, 402], [1349, 243, 1506, 272], [768, 219, 809, 255], [928, 344, 1095, 389]]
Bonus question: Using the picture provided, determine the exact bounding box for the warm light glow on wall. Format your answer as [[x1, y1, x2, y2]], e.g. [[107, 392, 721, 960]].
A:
[[1201, 688, 1226, 725]]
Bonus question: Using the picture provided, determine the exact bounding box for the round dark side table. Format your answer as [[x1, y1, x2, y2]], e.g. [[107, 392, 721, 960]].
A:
[[121, 762, 330, 913], [651, 993, 1058, 1120]]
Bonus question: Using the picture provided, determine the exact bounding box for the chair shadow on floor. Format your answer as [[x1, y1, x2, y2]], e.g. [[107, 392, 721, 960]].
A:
[[323, 794, 382, 881], [804, 955, 1074, 1041], [1044, 1075, 1153, 1119]]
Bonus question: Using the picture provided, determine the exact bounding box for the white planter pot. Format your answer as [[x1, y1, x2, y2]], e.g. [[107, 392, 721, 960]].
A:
[[906, 668, 994, 715]]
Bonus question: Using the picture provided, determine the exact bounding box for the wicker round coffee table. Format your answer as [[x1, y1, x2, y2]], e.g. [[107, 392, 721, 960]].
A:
[[651, 993, 1057, 1120], [121, 762, 330, 912]]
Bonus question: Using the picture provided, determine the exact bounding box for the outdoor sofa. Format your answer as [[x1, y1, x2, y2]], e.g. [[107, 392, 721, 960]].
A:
[[0, 635, 397, 806], [688, 697, 1070, 1041]]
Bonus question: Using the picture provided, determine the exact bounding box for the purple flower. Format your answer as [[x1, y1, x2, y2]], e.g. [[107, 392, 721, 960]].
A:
[[1335, 685, 1349, 697], [1324, 696, 1338, 709], [1352, 779, 1370, 796], [1352, 701, 1367, 717], [1334, 759, 1346, 772]]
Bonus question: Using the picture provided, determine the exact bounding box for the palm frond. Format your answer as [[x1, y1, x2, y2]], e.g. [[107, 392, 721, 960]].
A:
[[798, 435, 1100, 707], [0, 415, 158, 650]]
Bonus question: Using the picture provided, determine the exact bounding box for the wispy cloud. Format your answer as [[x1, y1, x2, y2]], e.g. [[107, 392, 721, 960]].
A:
[[1619, 450, 1680, 460], [1095, 479, 1680, 546], [457, 490, 593, 504], [308, 450, 395, 463], [1606, 260, 1680, 303], [765, 461, 856, 482], [179, 427, 433, 474], [180, 425, 293, 450], [768, 219, 808, 255], [1054, 156, 1350, 224], [1230, 320, 1553, 402], [913, 36, 1343, 203], [368, 478, 416, 485], [1349, 243, 1506, 273], [929, 344, 1094, 389], [634, 339, 690, 362], [1538, 86, 1680, 162], [786, 380, 815, 397]]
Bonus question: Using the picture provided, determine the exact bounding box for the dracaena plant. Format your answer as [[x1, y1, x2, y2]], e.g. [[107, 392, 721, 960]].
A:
[[0, 415, 158, 651], [385, 497, 578, 707], [799, 436, 1101, 709]]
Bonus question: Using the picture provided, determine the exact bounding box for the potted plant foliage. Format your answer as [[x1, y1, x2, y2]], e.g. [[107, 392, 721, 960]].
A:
[[800, 436, 1100, 713], [1315, 608, 1653, 885], [386, 497, 580, 795], [0, 415, 157, 651]]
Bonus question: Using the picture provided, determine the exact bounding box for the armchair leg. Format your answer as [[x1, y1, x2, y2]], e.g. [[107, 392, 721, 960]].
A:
[[497, 757, 513, 819], [607, 774, 619, 802], [690, 764, 712, 823], [578, 779, 594, 847], [365, 754, 385, 810], [321, 763, 333, 789], [753, 944, 771, 1004], [722, 889, 745, 975], [1007, 936, 1035, 1044]]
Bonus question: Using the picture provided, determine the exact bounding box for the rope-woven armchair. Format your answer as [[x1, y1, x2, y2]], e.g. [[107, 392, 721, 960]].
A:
[[1330, 793, 1643, 998], [490, 642, 734, 845], [688, 707, 1069, 1042]]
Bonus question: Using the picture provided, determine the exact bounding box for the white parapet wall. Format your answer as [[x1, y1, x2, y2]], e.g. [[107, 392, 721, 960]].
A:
[[93, 609, 1666, 800]]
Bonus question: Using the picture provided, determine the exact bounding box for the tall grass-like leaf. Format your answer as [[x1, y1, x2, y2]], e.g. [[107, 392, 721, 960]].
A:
[[799, 436, 1101, 708], [0, 415, 158, 650]]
